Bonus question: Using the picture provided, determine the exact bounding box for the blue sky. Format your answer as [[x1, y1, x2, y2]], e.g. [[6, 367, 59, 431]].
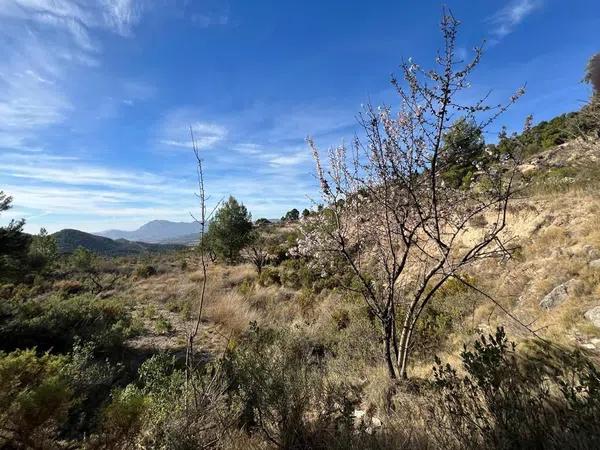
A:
[[0, 0, 597, 233]]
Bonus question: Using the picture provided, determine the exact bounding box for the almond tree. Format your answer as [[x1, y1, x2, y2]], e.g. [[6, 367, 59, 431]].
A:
[[302, 12, 524, 379]]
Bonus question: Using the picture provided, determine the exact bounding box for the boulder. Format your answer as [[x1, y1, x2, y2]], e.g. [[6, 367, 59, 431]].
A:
[[584, 306, 600, 328], [589, 259, 600, 269], [539, 279, 578, 309], [518, 163, 538, 174], [583, 245, 600, 260], [353, 409, 382, 433]]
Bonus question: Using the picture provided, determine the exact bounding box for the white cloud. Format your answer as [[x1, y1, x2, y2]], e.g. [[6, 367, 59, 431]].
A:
[[0, 0, 149, 151], [233, 143, 263, 155], [267, 151, 310, 167], [0, 156, 200, 232], [0, 0, 144, 38], [158, 110, 228, 150], [490, 0, 542, 38]]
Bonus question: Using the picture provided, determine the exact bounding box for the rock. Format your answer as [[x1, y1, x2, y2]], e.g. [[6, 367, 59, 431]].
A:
[[353, 409, 382, 433], [353, 410, 366, 421], [589, 259, 600, 269], [583, 245, 600, 260], [518, 163, 538, 174], [584, 306, 600, 328], [477, 323, 493, 335], [539, 279, 578, 309], [96, 289, 116, 299]]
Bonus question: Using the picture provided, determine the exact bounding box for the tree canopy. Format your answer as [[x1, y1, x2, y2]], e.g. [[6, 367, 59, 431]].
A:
[[440, 118, 486, 188], [203, 196, 254, 263], [0, 191, 31, 280]]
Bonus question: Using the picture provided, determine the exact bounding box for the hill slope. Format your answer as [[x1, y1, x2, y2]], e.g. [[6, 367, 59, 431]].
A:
[[95, 220, 200, 244], [53, 229, 185, 256]]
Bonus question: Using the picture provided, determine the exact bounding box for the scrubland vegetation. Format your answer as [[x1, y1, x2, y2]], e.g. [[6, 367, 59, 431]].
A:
[[2, 14, 600, 450]]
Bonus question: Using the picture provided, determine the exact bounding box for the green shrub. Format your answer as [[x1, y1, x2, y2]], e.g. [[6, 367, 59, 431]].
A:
[[0, 349, 74, 448], [223, 324, 361, 448], [279, 258, 320, 290], [432, 327, 600, 449], [96, 354, 189, 448], [0, 294, 136, 355], [258, 266, 281, 286], [135, 264, 157, 278], [154, 315, 173, 334]]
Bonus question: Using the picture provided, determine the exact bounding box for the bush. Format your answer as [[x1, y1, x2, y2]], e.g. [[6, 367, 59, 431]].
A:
[[135, 264, 157, 278], [258, 266, 281, 287], [95, 354, 227, 449], [223, 324, 362, 449], [0, 349, 73, 448], [279, 259, 320, 290], [0, 294, 136, 355], [54, 279, 85, 296], [431, 327, 600, 449]]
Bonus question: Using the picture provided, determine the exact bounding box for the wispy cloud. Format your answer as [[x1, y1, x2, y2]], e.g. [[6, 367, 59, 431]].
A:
[[489, 0, 542, 39], [0, 0, 149, 151], [0, 153, 200, 232], [266, 151, 311, 167], [0, 0, 145, 38], [158, 109, 228, 150]]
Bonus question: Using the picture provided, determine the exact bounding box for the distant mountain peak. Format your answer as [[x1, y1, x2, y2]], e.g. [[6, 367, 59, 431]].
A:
[[95, 220, 200, 244]]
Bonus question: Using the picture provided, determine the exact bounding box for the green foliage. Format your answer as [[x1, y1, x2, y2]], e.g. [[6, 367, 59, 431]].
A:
[[255, 217, 272, 226], [204, 196, 254, 263], [70, 246, 97, 273], [0, 349, 73, 448], [584, 53, 600, 94], [258, 265, 281, 286], [97, 354, 187, 448], [0, 191, 31, 281], [136, 264, 157, 278], [0, 294, 136, 354], [489, 112, 581, 160], [223, 324, 361, 449], [154, 315, 173, 334], [99, 385, 148, 448], [282, 208, 300, 221], [432, 327, 600, 449], [440, 118, 486, 188], [28, 227, 58, 273]]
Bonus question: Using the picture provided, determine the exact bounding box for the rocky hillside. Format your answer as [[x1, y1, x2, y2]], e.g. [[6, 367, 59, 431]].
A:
[[453, 138, 600, 358]]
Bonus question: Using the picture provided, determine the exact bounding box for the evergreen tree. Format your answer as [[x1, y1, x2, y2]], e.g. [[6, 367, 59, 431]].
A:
[[0, 191, 31, 280], [440, 118, 485, 188], [283, 208, 300, 221], [205, 196, 254, 263], [28, 228, 58, 272]]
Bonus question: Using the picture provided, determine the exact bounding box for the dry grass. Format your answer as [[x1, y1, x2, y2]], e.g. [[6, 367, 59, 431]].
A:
[[458, 190, 600, 349], [203, 290, 258, 336], [118, 186, 600, 417]]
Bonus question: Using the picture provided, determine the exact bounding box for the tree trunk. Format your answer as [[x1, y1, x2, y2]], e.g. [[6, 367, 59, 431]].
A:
[[397, 312, 414, 379], [383, 318, 397, 379], [398, 329, 411, 379]]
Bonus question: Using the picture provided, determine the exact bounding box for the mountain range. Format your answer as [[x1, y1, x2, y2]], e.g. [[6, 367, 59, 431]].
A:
[[95, 220, 201, 244], [53, 229, 185, 256]]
